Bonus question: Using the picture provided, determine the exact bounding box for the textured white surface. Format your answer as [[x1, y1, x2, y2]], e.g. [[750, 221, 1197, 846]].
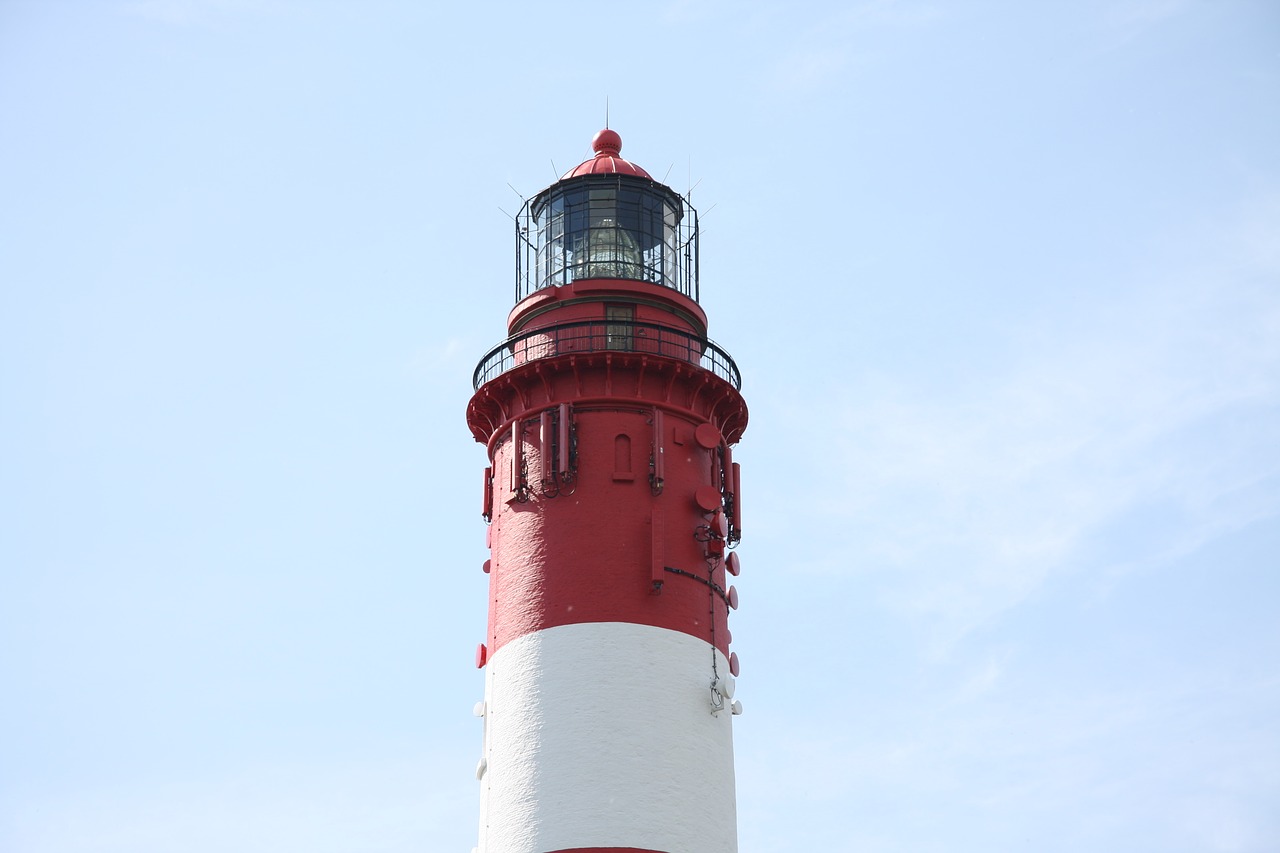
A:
[[476, 622, 738, 853]]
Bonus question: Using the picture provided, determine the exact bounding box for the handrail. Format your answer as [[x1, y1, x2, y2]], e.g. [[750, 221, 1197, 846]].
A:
[[472, 319, 741, 391]]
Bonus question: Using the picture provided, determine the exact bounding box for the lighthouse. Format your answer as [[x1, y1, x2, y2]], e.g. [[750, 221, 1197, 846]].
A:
[[466, 128, 749, 853]]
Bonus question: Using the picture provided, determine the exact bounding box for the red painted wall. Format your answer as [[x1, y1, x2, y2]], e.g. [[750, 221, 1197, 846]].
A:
[[486, 404, 734, 656]]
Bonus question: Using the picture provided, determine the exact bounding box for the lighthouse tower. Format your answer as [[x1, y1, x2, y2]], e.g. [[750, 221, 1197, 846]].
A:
[[466, 129, 749, 853]]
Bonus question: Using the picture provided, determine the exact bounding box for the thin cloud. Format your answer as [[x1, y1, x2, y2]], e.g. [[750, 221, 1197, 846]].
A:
[[406, 337, 469, 384], [3, 750, 472, 853], [798, 206, 1280, 648], [760, 0, 942, 94], [119, 0, 273, 27], [766, 48, 852, 93]]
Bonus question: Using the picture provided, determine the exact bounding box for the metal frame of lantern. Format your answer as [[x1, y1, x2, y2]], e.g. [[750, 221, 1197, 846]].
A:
[[516, 173, 700, 303]]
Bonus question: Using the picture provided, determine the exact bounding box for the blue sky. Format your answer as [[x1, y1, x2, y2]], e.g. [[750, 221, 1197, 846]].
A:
[[1, 1, 1277, 851]]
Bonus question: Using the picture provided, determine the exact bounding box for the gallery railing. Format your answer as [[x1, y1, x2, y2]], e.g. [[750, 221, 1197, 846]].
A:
[[473, 319, 740, 391]]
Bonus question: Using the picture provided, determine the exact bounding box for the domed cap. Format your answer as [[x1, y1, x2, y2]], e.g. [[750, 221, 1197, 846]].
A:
[[560, 129, 653, 180]]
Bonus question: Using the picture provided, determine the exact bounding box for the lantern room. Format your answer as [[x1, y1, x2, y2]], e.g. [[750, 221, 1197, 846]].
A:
[[515, 129, 700, 304]]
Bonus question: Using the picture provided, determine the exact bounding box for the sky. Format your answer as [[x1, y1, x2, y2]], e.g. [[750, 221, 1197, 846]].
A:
[[1, 1, 1277, 851]]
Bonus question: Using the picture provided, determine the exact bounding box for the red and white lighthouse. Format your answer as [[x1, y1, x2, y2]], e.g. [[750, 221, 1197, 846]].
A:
[[466, 129, 749, 853]]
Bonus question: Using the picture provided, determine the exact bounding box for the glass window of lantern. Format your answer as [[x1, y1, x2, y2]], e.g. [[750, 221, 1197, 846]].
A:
[[534, 194, 569, 290], [527, 178, 692, 296], [663, 203, 679, 291]]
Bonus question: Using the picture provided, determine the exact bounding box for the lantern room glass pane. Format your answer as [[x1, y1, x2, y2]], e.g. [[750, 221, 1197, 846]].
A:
[[529, 177, 689, 297]]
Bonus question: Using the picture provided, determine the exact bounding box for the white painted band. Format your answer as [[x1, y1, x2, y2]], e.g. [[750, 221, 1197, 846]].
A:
[[476, 622, 738, 853]]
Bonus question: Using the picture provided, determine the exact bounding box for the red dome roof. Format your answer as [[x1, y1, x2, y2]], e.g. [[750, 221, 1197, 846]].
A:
[[560, 129, 653, 180]]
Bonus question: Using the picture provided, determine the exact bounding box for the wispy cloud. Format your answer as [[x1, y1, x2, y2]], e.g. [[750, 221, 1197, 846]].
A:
[[2, 749, 475, 853], [406, 337, 468, 383], [756, 0, 942, 94], [1096, 0, 1195, 51], [739, 668, 1280, 850], [796, 201, 1280, 647], [1102, 0, 1193, 34], [766, 48, 852, 93], [119, 0, 272, 28]]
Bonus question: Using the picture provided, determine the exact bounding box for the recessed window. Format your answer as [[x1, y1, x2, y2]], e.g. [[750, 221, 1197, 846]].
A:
[[606, 304, 634, 351], [613, 433, 634, 481]]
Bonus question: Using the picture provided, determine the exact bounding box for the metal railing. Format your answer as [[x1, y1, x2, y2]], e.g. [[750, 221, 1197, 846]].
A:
[[473, 319, 741, 391]]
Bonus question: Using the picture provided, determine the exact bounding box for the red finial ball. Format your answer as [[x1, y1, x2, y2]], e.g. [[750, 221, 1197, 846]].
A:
[[592, 128, 622, 158]]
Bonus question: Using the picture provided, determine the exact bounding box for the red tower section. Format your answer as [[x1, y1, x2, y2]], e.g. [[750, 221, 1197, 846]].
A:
[[466, 129, 748, 853]]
